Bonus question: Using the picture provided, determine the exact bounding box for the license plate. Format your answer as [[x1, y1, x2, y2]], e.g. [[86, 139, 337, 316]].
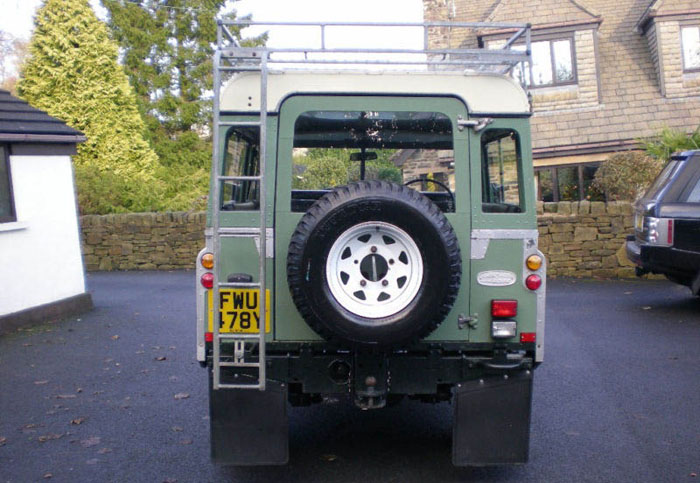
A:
[[207, 289, 270, 333]]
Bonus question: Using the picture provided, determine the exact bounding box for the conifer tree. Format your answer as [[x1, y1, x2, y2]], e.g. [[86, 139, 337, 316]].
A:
[[102, 0, 265, 170], [18, 0, 161, 214]]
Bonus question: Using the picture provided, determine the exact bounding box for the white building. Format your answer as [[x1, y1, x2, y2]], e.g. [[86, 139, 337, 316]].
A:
[[0, 89, 92, 334]]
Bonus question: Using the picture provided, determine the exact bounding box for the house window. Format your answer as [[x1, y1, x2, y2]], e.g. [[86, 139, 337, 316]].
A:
[[535, 163, 604, 202], [513, 38, 576, 87], [0, 145, 16, 223], [681, 26, 700, 72]]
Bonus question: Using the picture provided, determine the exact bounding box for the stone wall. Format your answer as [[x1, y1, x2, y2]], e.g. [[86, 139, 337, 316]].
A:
[[537, 200, 636, 278], [80, 212, 206, 271], [79, 203, 639, 278]]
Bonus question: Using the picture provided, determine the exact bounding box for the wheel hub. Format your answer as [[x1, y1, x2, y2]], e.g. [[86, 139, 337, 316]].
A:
[[326, 221, 424, 319]]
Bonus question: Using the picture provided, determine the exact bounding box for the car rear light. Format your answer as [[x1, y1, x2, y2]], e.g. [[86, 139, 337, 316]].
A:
[[520, 332, 536, 343], [525, 274, 541, 291], [526, 254, 542, 271], [201, 272, 214, 289], [205, 332, 213, 342], [201, 252, 214, 269], [491, 299, 517, 318], [492, 320, 517, 339], [645, 217, 674, 246]]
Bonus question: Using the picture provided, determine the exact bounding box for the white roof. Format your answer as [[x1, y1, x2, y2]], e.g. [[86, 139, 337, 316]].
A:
[[220, 71, 531, 115]]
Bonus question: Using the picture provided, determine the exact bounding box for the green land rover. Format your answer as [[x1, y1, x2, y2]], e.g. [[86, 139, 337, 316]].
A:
[[195, 21, 546, 466]]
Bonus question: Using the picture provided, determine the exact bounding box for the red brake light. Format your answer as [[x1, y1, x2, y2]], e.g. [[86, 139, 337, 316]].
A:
[[201, 273, 214, 289], [525, 274, 541, 291], [205, 332, 213, 342], [520, 332, 536, 343], [491, 300, 517, 318], [667, 219, 674, 245]]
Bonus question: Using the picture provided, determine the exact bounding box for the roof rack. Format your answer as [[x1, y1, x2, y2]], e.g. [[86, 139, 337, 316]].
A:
[[215, 21, 531, 75]]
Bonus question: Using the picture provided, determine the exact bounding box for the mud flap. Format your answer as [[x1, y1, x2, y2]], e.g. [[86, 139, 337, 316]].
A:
[[452, 371, 533, 466], [209, 375, 289, 465]]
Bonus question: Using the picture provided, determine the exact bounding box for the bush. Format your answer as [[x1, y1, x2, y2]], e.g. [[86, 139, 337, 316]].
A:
[[593, 151, 664, 201], [643, 126, 700, 161]]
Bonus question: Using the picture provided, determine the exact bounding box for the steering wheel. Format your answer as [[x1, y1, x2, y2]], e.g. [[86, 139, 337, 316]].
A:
[[403, 178, 455, 211]]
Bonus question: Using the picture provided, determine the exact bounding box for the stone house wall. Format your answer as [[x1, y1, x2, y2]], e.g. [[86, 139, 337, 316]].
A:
[[656, 20, 700, 98], [79, 203, 638, 278]]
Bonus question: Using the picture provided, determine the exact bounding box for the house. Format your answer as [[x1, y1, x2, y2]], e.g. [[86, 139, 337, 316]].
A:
[[0, 89, 92, 334], [422, 0, 700, 201]]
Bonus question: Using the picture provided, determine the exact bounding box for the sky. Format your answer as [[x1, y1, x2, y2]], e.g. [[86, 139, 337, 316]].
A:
[[0, 0, 424, 76], [0, 0, 424, 44]]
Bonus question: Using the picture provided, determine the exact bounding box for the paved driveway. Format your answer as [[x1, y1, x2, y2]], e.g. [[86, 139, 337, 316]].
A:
[[1, 272, 699, 482]]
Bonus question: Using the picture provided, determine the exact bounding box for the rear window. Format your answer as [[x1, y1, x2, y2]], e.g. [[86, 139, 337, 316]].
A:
[[291, 110, 455, 213], [642, 160, 680, 202]]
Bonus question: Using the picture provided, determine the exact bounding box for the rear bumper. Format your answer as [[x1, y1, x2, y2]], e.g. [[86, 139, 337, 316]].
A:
[[626, 236, 700, 280]]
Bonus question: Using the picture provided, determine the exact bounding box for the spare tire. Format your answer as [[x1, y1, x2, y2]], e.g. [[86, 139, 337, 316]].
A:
[[287, 181, 461, 347]]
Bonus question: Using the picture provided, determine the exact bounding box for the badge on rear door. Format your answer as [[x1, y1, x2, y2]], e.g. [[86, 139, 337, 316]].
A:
[[477, 270, 517, 287]]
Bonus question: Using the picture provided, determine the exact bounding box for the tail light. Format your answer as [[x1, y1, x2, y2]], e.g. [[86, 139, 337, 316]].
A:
[[491, 299, 517, 318], [201, 272, 214, 289], [520, 332, 536, 343], [525, 274, 541, 291]]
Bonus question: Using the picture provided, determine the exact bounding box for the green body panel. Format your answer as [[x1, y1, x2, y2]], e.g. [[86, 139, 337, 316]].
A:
[[273, 95, 471, 341], [206, 100, 538, 345], [468, 239, 537, 342], [466, 117, 538, 342]]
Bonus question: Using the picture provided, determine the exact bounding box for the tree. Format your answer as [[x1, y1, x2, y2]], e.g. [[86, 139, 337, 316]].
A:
[[102, 1, 266, 167], [0, 31, 28, 95], [18, 0, 162, 214]]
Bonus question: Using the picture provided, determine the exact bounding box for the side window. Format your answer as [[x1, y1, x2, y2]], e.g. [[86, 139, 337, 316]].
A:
[[0, 145, 16, 223], [481, 129, 523, 213], [221, 128, 259, 211], [291, 111, 455, 213]]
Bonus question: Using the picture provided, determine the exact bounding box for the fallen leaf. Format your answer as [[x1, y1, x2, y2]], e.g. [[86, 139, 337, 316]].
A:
[[155, 356, 167, 361], [97, 447, 112, 454], [690, 473, 697, 478], [171, 426, 183, 432], [321, 454, 338, 462], [34, 380, 49, 385], [38, 433, 63, 442], [169, 376, 178, 382], [21, 423, 40, 430], [0, 436, 6, 446], [162, 478, 177, 483], [71, 418, 86, 425], [174, 393, 189, 400], [56, 394, 76, 399], [135, 351, 145, 354], [43, 473, 52, 479], [624, 291, 633, 295], [169, 346, 176, 350], [642, 306, 652, 310], [80, 436, 101, 448], [180, 439, 193, 445], [77, 388, 83, 393], [111, 335, 120, 340], [23, 343, 32, 347]]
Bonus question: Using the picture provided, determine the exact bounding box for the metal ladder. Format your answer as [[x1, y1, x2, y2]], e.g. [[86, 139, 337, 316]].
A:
[[210, 25, 269, 391]]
